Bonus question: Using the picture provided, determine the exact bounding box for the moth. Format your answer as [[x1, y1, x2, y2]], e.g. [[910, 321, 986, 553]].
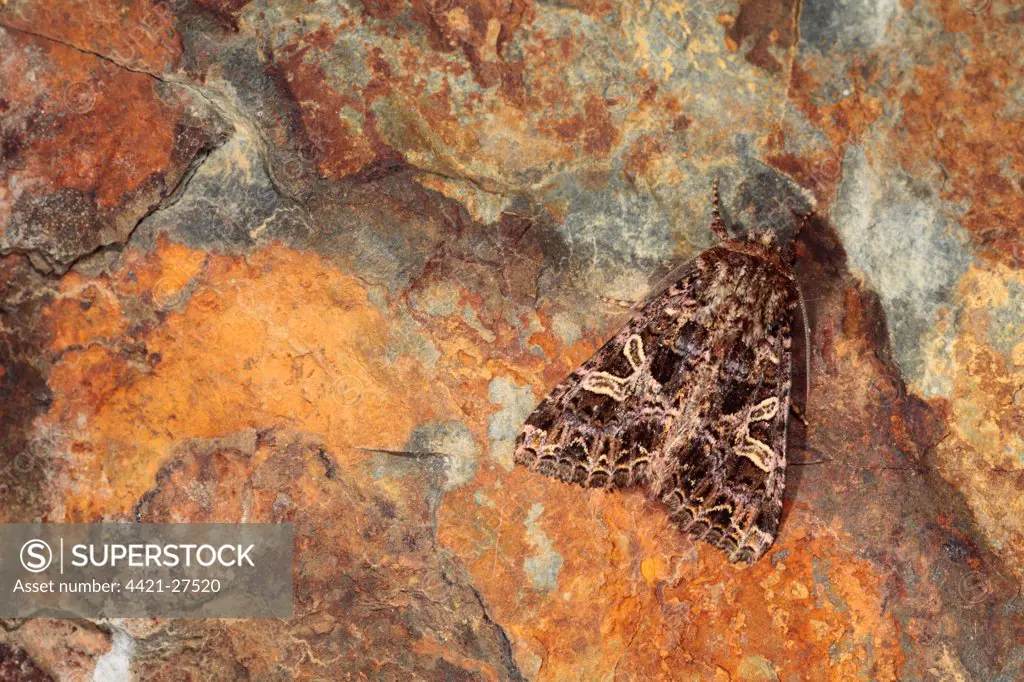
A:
[[514, 185, 802, 564]]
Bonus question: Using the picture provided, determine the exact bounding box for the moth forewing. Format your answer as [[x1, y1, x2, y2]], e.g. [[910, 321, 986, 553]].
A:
[[515, 204, 799, 564]]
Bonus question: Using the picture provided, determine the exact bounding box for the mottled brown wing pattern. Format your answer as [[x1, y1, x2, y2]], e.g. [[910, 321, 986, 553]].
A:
[[514, 261, 708, 490], [514, 241, 798, 564]]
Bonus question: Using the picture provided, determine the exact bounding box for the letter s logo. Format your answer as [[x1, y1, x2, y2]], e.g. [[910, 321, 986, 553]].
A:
[[20, 540, 52, 573]]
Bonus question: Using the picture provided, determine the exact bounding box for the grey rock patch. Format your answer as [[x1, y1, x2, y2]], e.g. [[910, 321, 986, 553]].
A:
[[833, 146, 973, 391], [488, 377, 537, 471], [406, 420, 481, 490]]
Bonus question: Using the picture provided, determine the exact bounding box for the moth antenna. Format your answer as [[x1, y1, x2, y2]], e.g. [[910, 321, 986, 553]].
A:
[[710, 177, 730, 241], [357, 447, 452, 459]]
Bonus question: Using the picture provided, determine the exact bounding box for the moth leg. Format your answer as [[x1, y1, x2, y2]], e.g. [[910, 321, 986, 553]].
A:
[[789, 402, 808, 427], [795, 211, 813, 241], [710, 177, 730, 241], [785, 211, 814, 263]]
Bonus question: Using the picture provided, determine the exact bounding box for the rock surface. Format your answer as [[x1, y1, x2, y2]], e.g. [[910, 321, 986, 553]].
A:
[[1, 0, 1021, 679]]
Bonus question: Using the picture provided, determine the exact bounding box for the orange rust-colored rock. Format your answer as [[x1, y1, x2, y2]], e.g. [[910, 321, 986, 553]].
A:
[[439, 466, 907, 680], [0, 29, 179, 204], [40, 238, 443, 521], [0, 0, 182, 74], [0, 22, 220, 272]]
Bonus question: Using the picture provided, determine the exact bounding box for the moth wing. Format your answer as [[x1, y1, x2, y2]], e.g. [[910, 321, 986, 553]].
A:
[[513, 261, 707, 490], [655, 255, 796, 564], [515, 245, 797, 565]]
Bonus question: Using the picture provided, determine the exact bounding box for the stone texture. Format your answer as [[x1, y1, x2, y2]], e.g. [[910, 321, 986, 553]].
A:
[[1, 0, 1021, 680], [0, 17, 223, 273]]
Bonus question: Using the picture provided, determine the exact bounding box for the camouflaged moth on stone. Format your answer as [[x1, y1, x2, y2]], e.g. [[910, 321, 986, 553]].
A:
[[514, 185, 799, 564]]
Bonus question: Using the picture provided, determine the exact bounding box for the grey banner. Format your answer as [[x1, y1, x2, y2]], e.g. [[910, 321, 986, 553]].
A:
[[0, 524, 293, 618]]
